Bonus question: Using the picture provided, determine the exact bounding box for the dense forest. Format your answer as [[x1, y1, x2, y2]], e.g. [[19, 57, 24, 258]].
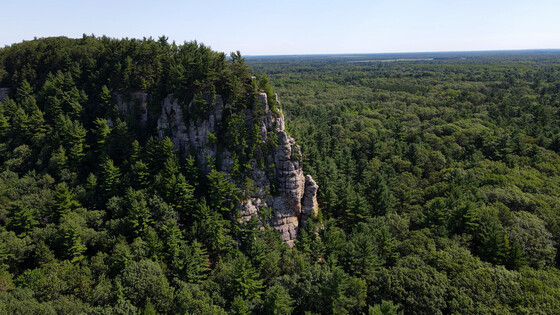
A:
[[248, 52, 560, 313], [1, 36, 560, 314]]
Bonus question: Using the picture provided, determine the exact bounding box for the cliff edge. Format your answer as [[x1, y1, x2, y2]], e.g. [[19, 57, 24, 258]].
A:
[[118, 91, 318, 246]]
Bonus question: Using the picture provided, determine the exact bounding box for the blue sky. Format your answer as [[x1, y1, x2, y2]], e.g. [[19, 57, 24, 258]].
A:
[[1, 0, 558, 55]]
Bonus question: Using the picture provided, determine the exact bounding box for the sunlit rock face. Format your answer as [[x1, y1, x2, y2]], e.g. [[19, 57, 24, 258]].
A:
[[155, 92, 318, 247]]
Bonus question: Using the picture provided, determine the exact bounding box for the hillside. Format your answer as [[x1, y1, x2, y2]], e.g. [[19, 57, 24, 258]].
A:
[[2, 36, 560, 314], [0, 36, 317, 314]]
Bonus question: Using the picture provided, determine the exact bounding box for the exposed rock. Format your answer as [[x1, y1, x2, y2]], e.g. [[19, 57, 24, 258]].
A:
[[302, 175, 319, 222], [246, 93, 318, 246], [144, 91, 317, 246], [0, 88, 10, 102], [157, 94, 224, 173], [116, 92, 149, 126]]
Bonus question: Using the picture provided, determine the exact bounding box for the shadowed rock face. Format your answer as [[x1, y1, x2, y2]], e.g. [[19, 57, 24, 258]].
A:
[[156, 92, 318, 247], [0, 88, 10, 102], [116, 92, 150, 126]]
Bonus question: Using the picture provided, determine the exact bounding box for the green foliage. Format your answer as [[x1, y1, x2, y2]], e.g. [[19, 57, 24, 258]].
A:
[[369, 300, 400, 315], [99, 158, 121, 197], [8, 202, 38, 237], [206, 169, 241, 213], [51, 182, 79, 221], [1, 37, 560, 313], [261, 284, 294, 315], [172, 241, 210, 283], [118, 259, 174, 313], [212, 252, 264, 303]]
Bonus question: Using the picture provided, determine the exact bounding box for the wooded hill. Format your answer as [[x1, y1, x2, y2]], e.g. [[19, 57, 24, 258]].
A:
[[1, 36, 560, 313]]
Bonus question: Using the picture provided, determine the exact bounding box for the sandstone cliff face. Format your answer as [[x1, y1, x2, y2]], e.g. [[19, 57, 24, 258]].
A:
[[156, 92, 318, 246]]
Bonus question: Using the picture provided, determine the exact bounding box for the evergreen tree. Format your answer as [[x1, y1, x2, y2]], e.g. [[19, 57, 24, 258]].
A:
[[0, 113, 10, 138], [16, 80, 38, 112], [130, 160, 150, 189], [124, 188, 152, 237], [63, 224, 87, 263], [100, 158, 121, 197], [49, 145, 69, 176], [99, 85, 117, 117], [162, 219, 183, 262], [207, 169, 240, 214], [367, 173, 396, 216], [261, 284, 294, 315], [173, 241, 210, 283], [93, 117, 111, 158], [164, 173, 195, 219], [9, 202, 38, 237], [55, 114, 86, 165], [505, 241, 528, 271], [51, 182, 80, 221]]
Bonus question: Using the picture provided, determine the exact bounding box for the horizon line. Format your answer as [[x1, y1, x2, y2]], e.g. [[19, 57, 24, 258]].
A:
[[243, 48, 560, 58]]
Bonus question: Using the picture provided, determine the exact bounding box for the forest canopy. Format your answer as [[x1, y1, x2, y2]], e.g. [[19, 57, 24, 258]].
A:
[[1, 36, 560, 313]]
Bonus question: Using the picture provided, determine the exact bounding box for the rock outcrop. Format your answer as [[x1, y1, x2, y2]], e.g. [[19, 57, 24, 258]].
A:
[[157, 94, 224, 173], [156, 92, 319, 246], [116, 92, 150, 126], [0, 88, 10, 102]]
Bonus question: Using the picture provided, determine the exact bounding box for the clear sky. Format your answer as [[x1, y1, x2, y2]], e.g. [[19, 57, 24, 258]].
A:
[[1, 0, 559, 55]]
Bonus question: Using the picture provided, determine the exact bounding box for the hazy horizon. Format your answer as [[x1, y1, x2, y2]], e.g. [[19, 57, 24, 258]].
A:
[[1, 0, 559, 55]]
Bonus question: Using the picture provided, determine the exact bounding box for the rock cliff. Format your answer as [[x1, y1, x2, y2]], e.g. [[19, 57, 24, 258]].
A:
[[0, 86, 316, 244], [156, 92, 318, 246], [116, 92, 149, 126], [0, 88, 10, 102]]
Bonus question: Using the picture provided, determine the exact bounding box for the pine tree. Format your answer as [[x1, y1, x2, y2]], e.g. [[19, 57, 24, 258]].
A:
[[229, 253, 264, 301], [162, 219, 183, 262], [478, 219, 508, 265], [183, 155, 199, 188], [51, 182, 80, 221], [505, 240, 527, 270], [131, 160, 150, 189], [192, 198, 233, 254], [125, 188, 152, 237], [100, 158, 121, 197], [207, 169, 240, 213], [93, 118, 111, 158], [173, 241, 210, 283], [64, 225, 87, 263], [42, 71, 86, 120], [163, 173, 195, 217], [27, 107, 47, 142], [16, 80, 38, 112], [99, 85, 117, 117], [49, 145, 69, 177], [0, 113, 10, 138], [367, 173, 396, 216], [262, 284, 294, 315], [108, 119, 133, 163], [9, 202, 38, 237], [11, 107, 30, 142], [55, 114, 86, 165]]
